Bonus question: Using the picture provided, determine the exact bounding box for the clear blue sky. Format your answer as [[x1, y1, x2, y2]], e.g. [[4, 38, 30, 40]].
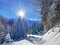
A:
[[0, 0, 41, 21]]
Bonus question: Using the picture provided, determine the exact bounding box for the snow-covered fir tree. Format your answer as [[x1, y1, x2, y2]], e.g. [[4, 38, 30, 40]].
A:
[[10, 18, 27, 41]]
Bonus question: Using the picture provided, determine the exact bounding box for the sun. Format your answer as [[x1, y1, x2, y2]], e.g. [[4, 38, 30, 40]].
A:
[[17, 9, 26, 18]]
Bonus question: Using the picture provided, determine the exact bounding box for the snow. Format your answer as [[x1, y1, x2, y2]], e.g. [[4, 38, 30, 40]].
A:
[[27, 34, 42, 38], [27, 27, 60, 45], [1, 26, 60, 45], [5, 33, 13, 42], [41, 27, 60, 45], [43, 27, 60, 41], [1, 39, 37, 45]]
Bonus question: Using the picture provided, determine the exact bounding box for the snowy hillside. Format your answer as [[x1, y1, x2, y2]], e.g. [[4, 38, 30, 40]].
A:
[[1, 26, 60, 45], [42, 27, 60, 45], [37, 27, 60, 45]]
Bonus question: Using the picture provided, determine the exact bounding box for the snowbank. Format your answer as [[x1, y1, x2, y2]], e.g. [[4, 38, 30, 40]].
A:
[[1, 39, 37, 45], [41, 27, 60, 45]]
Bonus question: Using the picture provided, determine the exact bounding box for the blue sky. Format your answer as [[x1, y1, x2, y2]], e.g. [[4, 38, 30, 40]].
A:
[[0, 0, 41, 21]]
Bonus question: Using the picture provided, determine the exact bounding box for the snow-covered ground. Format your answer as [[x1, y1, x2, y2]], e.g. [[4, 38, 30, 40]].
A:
[[42, 27, 60, 45], [27, 35, 42, 38], [1, 39, 37, 45], [27, 27, 60, 45], [1, 26, 60, 45]]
